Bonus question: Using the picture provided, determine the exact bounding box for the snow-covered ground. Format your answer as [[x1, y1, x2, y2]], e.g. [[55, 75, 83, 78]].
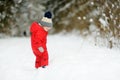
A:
[[0, 34, 120, 80]]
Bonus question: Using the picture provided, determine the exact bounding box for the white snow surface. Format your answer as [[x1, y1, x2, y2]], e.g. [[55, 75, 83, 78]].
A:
[[0, 34, 120, 80]]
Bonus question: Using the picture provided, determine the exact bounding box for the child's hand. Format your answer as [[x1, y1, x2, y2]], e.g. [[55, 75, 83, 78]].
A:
[[38, 47, 44, 53]]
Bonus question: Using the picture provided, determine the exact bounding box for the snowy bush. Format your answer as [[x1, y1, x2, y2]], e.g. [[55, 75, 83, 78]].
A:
[[0, 0, 119, 48], [45, 0, 120, 48], [0, 0, 45, 36]]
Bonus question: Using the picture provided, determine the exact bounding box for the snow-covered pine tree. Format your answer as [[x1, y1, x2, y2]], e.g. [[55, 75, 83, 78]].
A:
[[0, 0, 15, 35], [45, 0, 120, 48], [0, 0, 46, 37]]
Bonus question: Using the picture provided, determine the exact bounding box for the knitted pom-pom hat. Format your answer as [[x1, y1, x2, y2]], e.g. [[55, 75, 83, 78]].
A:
[[39, 11, 53, 27]]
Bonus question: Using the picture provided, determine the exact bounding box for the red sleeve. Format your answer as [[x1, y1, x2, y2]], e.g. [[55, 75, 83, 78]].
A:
[[34, 30, 44, 48]]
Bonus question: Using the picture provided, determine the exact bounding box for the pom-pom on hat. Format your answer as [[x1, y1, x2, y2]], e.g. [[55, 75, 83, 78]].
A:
[[39, 11, 53, 27], [44, 11, 52, 18]]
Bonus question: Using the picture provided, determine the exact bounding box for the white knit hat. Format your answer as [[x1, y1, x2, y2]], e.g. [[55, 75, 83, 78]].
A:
[[39, 11, 53, 27]]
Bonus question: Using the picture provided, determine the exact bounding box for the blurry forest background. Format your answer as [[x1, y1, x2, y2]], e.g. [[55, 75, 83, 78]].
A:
[[0, 0, 120, 48]]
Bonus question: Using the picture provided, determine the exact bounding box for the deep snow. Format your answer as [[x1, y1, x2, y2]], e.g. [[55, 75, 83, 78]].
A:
[[0, 34, 120, 80]]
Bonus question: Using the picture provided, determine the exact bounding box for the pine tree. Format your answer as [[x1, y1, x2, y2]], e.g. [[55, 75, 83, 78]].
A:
[[45, 0, 120, 48], [0, 0, 15, 34]]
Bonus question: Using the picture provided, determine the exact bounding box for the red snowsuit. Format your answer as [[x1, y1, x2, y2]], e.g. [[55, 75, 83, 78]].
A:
[[30, 22, 48, 68]]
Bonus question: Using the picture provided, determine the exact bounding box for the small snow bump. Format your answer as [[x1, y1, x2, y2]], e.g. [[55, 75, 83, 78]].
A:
[[83, 16, 86, 20], [91, 2, 94, 5], [89, 18, 93, 22], [77, 17, 81, 20]]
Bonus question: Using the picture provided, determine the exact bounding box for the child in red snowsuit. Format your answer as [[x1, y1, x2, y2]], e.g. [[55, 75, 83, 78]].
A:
[[30, 11, 52, 69]]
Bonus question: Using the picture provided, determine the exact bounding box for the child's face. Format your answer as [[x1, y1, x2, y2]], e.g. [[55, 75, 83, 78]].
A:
[[43, 26, 51, 31]]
